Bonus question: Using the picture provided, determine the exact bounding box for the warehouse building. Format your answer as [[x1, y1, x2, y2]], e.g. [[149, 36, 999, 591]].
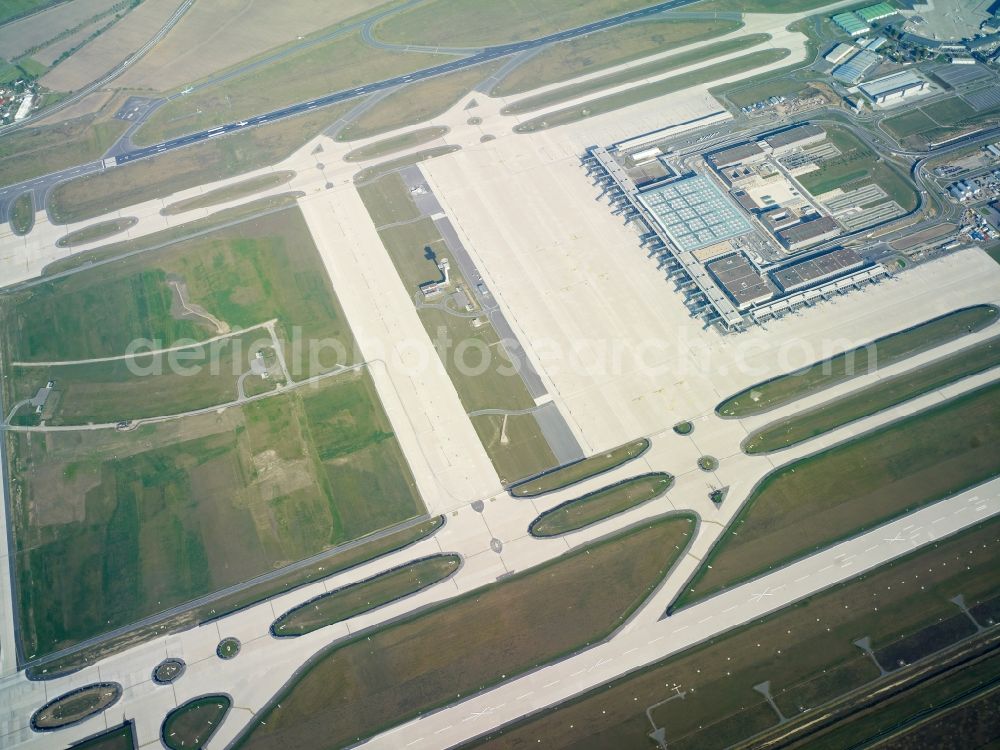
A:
[[775, 216, 841, 251], [770, 247, 866, 293], [859, 70, 927, 105], [832, 49, 881, 84], [832, 11, 869, 36], [706, 142, 766, 169], [761, 124, 826, 156], [856, 2, 898, 23]]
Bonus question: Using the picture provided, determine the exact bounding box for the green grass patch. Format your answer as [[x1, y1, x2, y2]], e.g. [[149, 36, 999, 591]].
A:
[[511, 438, 649, 497], [56, 217, 138, 248], [466, 518, 1000, 750], [529, 473, 673, 537], [352, 145, 461, 185], [162, 695, 231, 750], [494, 18, 743, 96], [3, 207, 353, 371], [470, 412, 558, 485], [7, 329, 274, 425], [338, 61, 500, 141], [922, 96, 977, 125], [0, 116, 127, 186], [503, 34, 769, 114], [717, 305, 998, 417], [160, 171, 296, 215], [883, 108, 939, 140], [744, 336, 1000, 453], [9, 191, 34, 235], [514, 48, 790, 132], [26, 516, 443, 678], [233, 513, 696, 750], [69, 722, 136, 750], [344, 126, 449, 162], [132, 34, 442, 145], [271, 554, 460, 636], [672, 381, 1000, 612], [48, 102, 354, 224]]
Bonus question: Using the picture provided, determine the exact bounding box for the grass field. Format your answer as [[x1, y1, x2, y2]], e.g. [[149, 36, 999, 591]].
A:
[[502, 34, 769, 115], [374, 0, 657, 47], [132, 34, 441, 145], [9, 191, 34, 235], [694, 0, 842, 8], [493, 18, 742, 96], [161, 696, 231, 750], [32, 683, 121, 729], [357, 172, 555, 481], [883, 108, 939, 140], [797, 125, 917, 211], [672, 381, 1000, 612], [511, 438, 648, 497], [720, 76, 822, 109], [234, 514, 696, 750], [352, 145, 460, 184], [717, 305, 998, 417], [468, 518, 1000, 750], [161, 171, 295, 215], [26, 516, 443, 678], [68, 723, 135, 750], [48, 102, 355, 224], [344, 126, 449, 162], [0, 113, 127, 185], [10, 366, 424, 659], [271, 554, 460, 636], [337, 61, 500, 141], [529, 473, 673, 537], [514, 48, 790, 133], [7, 329, 278, 425], [42, 192, 304, 276], [743, 336, 1000, 453], [3, 208, 354, 373], [55, 216, 137, 247], [0, 0, 60, 25]]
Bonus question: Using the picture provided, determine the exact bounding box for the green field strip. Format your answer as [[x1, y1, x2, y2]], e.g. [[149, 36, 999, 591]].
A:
[[161, 695, 231, 750], [510, 438, 649, 498], [161, 171, 296, 216]]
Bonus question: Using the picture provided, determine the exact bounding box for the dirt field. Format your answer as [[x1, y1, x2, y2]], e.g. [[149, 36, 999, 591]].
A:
[[0, 0, 118, 60], [234, 514, 696, 750], [115, 0, 395, 92], [471, 518, 1000, 749], [674, 381, 1000, 611], [40, 0, 186, 92]]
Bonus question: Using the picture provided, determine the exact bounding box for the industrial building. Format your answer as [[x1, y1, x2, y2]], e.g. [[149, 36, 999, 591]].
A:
[[770, 248, 867, 293], [761, 124, 826, 156], [859, 70, 927, 104], [706, 142, 766, 169], [776, 216, 841, 251], [706, 253, 776, 309], [636, 175, 753, 253], [832, 49, 881, 84], [856, 2, 898, 23], [832, 11, 869, 36], [825, 43, 856, 64]]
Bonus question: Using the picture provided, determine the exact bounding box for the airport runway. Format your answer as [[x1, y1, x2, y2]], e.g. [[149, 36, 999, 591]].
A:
[[360, 479, 1000, 749]]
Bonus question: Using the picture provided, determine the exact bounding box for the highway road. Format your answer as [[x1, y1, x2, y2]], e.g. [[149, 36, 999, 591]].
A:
[[357, 479, 1000, 749]]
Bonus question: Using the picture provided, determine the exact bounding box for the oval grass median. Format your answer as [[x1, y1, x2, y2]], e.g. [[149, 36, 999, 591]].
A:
[[670, 380, 1000, 613], [717, 305, 998, 418], [160, 171, 295, 216], [510, 438, 650, 497], [514, 48, 789, 133], [31, 682, 122, 731], [529, 472, 673, 537], [55, 217, 138, 248], [233, 514, 696, 750], [743, 336, 1000, 454], [10, 191, 34, 235], [161, 695, 231, 750], [271, 554, 461, 637]]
